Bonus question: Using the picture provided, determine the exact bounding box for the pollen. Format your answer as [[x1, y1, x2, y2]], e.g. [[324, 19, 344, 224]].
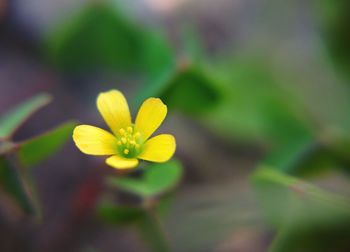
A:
[[116, 125, 143, 158]]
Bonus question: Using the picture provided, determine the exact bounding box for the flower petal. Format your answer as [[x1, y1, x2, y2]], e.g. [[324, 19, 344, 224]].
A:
[[135, 98, 167, 140], [138, 134, 176, 162], [97, 90, 131, 135], [73, 125, 118, 155], [106, 155, 139, 169]]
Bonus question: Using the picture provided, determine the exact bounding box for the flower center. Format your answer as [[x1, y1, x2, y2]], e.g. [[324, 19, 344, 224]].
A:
[[116, 126, 143, 158]]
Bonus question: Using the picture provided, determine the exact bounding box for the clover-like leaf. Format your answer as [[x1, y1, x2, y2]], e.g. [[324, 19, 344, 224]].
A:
[[18, 121, 76, 167], [253, 167, 350, 252], [107, 160, 183, 197], [46, 2, 144, 72], [315, 0, 350, 80], [251, 166, 350, 228], [0, 157, 34, 214], [0, 93, 51, 139], [134, 63, 222, 116]]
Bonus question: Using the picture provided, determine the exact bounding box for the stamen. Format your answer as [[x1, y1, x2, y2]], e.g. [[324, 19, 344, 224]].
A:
[[116, 126, 143, 157]]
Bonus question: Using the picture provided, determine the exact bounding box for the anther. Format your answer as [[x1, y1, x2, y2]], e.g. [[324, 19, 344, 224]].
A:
[[117, 141, 122, 145], [121, 137, 127, 144], [119, 128, 126, 135], [123, 149, 129, 155], [127, 126, 133, 133]]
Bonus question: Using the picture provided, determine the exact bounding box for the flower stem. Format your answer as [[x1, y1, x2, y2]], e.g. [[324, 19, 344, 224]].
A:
[[138, 209, 170, 252]]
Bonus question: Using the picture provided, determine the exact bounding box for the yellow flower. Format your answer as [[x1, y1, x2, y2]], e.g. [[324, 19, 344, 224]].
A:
[[72, 90, 176, 169]]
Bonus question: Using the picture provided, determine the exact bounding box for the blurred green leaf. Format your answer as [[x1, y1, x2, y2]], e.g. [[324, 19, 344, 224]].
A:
[[141, 31, 174, 78], [251, 166, 350, 228], [46, 2, 144, 72], [263, 135, 316, 174], [316, 0, 350, 80], [134, 63, 222, 116], [262, 133, 350, 177], [269, 212, 350, 252], [18, 121, 76, 167], [0, 94, 51, 139], [107, 160, 183, 197], [205, 57, 312, 144], [253, 167, 350, 252], [98, 201, 145, 225], [0, 157, 34, 214]]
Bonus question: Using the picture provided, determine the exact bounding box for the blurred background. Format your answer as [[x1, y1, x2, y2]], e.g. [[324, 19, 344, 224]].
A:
[[1, 0, 350, 251]]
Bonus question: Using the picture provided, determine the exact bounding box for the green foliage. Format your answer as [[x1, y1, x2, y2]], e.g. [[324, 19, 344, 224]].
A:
[[134, 63, 222, 116], [0, 157, 34, 214], [263, 135, 316, 174], [141, 31, 174, 78], [262, 131, 350, 177], [252, 167, 350, 226], [107, 160, 183, 197], [205, 57, 312, 144], [18, 121, 76, 167], [98, 201, 145, 225], [269, 214, 350, 252], [0, 94, 51, 139], [0, 93, 75, 217], [46, 2, 144, 72], [316, 0, 350, 79], [251, 167, 350, 251]]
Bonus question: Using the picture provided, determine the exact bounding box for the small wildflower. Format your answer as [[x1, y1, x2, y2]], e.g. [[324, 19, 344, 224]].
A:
[[73, 90, 176, 169]]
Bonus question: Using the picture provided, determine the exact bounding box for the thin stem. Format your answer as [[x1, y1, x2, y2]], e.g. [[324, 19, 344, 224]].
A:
[[138, 209, 170, 252]]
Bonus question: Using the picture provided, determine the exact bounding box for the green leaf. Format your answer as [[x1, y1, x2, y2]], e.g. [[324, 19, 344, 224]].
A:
[[141, 31, 174, 78], [251, 167, 350, 228], [0, 157, 34, 214], [134, 63, 222, 116], [107, 160, 183, 197], [269, 214, 350, 252], [0, 93, 51, 139], [204, 56, 312, 144], [18, 121, 76, 167], [46, 2, 145, 72], [97, 201, 145, 225], [263, 135, 316, 174], [253, 167, 350, 252], [315, 0, 350, 80]]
